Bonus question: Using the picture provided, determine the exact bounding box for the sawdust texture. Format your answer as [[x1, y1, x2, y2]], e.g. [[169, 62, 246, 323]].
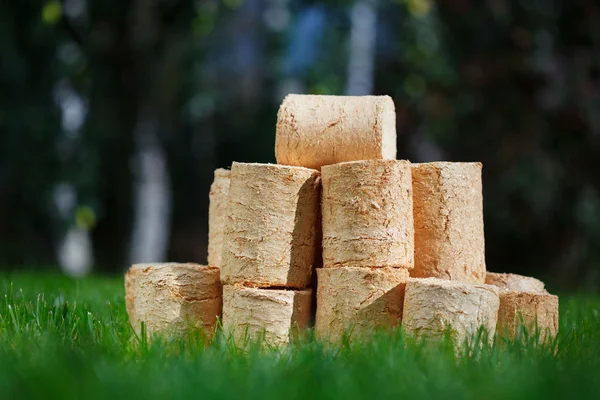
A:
[[412, 162, 486, 283], [208, 168, 230, 267], [222, 285, 312, 347], [221, 162, 321, 289], [124, 263, 142, 321], [486, 272, 546, 293], [315, 267, 410, 342], [321, 160, 414, 269], [125, 263, 222, 337], [275, 94, 396, 170], [402, 278, 500, 345], [497, 291, 559, 341]]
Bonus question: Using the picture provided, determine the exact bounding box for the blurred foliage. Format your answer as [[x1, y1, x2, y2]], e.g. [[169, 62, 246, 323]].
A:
[[0, 0, 599, 289]]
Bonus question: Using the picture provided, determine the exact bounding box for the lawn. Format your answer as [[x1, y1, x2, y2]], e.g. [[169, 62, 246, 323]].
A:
[[1, 272, 599, 399]]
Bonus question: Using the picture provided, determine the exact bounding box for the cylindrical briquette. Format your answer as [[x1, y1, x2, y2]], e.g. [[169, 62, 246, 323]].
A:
[[208, 168, 230, 267], [497, 291, 558, 341], [321, 160, 414, 269], [125, 263, 222, 336], [124, 264, 140, 321], [411, 162, 486, 283], [402, 278, 500, 345], [315, 267, 410, 342], [485, 272, 546, 293], [221, 162, 321, 289], [222, 285, 312, 347], [275, 94, 397, 170]]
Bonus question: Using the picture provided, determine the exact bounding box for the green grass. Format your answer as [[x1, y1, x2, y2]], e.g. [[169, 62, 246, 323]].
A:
[[1, 272, 599, 399]]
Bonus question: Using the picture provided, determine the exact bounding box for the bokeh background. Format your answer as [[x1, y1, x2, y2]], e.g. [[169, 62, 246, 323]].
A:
[[1, 0, 599, 290]]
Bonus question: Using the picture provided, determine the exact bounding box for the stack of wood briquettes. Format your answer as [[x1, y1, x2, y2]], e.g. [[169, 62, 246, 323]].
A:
[[125, 94, 559, 347]]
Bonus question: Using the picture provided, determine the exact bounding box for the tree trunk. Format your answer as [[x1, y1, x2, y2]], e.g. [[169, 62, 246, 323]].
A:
[[129, 110, 171, 263], [128, 0, 171, 264], [346, 0, 378, 96]]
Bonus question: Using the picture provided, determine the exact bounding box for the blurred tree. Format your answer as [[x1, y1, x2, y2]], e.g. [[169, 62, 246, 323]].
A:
[[346, 0, 377, 95], [0, 1, 63, 265]]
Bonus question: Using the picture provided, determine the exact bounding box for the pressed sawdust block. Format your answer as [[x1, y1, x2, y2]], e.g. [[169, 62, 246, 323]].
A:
[[222, 285, 312, 346], [321, 160, 414, 269], [402, 278, 499, 345], [486, 272, 546, 293], [124, 263, 142, 320], [221, 162, 320, 289], [485, 272, 556, 340], [315, 267, 410, 342], [125, 263, 222, 336], [275, 94, 396, 170], [412, 162, 485, 283], [208, 168, 230, 267], [497, 291, 558, 341]]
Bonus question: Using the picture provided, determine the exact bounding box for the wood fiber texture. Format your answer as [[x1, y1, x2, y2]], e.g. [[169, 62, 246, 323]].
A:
[[497, 291, 558, 341], [124, 263, 142, 320], [222, 285, 312, 347], [412, 162, 486, 283], [125, 263, 222, 336], [402, 278, 500, 345], [485, 272, 546, 293], [315, 267, 410, 342], [221, 162, 321, 289], [275, 94, 396, 170], [321, 160, 414, 269], [208, 168, 230, 267]]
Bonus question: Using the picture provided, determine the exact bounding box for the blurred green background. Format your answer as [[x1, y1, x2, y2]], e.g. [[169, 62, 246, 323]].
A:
[[1, 0, 599, 289]]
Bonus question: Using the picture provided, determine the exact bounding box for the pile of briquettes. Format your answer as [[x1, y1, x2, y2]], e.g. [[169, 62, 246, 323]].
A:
[[125, 94, 558, 347]]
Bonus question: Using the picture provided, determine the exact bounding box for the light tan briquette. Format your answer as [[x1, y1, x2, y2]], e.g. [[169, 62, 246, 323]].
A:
[[124, 263, 143, 321], [411, 162, 486, 283], [275, 94, 396, 170], [321, 160, 414, 269], [402, 278, 499, 345], [315, 267, 410, 342], [485, 272, 546, 293], [208, 168, 230, 267], [222, 285, 312, 347], [221, 162, 321, 289], [497, 291, 558, 342], [125, 263, 222, 337]]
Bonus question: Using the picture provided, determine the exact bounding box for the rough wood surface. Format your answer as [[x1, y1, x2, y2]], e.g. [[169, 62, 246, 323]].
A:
[[222, 285, 312, 346], [125, 263, 222, 336], [275, 94, 396, 170], [486, 272, 546, 293], [497, 291, 558, 341], [315, 267, 410, 342], [208, 168, 230, 267], [321, 160, 414, 269], [412, 162, 486, 283], [402, 278, 499, 345], [125, 263, 142, 320], [221, 162, 320, 289]]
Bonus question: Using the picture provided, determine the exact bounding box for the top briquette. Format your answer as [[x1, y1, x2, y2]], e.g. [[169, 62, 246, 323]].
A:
[[276, 94, 396, 170]]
